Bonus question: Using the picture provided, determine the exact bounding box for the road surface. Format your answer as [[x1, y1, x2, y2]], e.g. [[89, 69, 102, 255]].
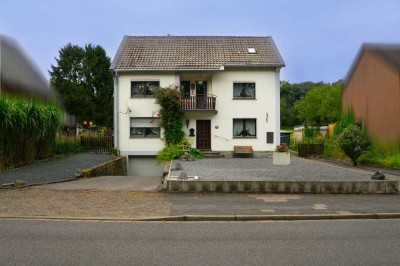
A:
[[1, 219, 399, 265]]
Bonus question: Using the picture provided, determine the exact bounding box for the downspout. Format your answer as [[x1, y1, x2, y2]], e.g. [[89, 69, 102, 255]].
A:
[[113, 70, 119, 149], [275, 67, 281, 145]]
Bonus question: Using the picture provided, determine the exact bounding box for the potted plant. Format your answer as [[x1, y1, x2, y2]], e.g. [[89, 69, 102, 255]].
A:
[[273, 143, 290, 165]]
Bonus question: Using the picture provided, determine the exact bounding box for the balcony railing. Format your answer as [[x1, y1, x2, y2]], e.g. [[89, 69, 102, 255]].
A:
[[179, 94, 217, 112]]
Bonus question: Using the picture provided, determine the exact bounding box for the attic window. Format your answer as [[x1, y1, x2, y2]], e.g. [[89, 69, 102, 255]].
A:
[[247, 48, 256, 54]]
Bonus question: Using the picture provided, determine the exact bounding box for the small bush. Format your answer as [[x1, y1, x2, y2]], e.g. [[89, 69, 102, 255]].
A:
[[188, 148, 204, 158], [335, 125, 370, 165], [55, 136, 82, 154], [157, 144, 183, 162]]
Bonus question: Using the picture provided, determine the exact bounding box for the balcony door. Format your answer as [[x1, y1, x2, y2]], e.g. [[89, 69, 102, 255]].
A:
[[196, 81, 207, 109], [196, 120, 211, 150]]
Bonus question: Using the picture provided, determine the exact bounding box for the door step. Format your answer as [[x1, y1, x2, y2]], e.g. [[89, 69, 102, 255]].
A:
[[201, 151, 224, 158]]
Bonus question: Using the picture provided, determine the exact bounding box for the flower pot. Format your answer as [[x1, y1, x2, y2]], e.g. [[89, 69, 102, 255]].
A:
[[273, 152, 290, 165]]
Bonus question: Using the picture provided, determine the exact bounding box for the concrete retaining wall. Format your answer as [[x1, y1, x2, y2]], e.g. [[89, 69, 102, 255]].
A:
[[167, 180, 398, 194], [81, 156, 127, 178]]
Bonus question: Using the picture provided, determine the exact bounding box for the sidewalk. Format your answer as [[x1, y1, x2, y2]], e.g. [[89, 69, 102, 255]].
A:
[[1, 188, 400, 220]]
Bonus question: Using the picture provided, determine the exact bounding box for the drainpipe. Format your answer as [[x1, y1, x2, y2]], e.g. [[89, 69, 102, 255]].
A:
[[113, 71, 119, 149]]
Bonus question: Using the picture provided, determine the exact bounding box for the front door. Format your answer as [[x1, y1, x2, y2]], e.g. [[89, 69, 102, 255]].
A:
[[196, 120, 211, 150]]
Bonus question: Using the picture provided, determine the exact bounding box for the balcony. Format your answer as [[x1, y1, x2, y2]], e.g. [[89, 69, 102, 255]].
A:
[[179, 94, 217, 113]]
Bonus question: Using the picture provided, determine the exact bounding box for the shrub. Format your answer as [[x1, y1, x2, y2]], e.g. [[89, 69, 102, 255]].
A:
[[188, 148, 204, 158], [157, 144, 184, 162], [55, 136, 82, 155], [335, 125, 370, 165]]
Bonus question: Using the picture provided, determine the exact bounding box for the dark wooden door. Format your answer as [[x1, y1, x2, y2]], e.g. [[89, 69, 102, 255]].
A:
[[196, 120, 211, 150]]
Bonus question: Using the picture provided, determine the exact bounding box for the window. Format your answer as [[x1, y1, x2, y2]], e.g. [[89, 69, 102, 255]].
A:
[[130, 118, 160, 138], [233, 119, 256, 138], [180, 81, 191, 95], [247, 48, 256, 53], [131, 81, 160, 97], [233, 83, 255, 99]]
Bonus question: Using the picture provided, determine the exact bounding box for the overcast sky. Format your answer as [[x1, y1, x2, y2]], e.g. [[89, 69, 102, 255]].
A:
[[1, 0, 399, 83]]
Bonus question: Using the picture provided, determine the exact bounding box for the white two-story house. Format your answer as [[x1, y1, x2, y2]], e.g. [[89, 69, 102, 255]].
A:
[[110, 36, 285, 176]]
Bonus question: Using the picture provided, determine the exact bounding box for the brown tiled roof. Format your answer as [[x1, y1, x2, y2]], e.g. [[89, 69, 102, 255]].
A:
[[110, 36, 285, 70]]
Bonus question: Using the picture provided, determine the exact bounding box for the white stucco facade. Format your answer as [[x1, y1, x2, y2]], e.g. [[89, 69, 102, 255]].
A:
[[114, 68, 281, 156]]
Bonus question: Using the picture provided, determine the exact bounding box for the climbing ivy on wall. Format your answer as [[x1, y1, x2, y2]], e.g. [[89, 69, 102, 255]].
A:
[[154, 85, 185, 145]]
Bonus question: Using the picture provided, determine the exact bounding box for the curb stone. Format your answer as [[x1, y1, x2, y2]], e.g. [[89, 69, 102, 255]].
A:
[[1, 213, 400, 222]]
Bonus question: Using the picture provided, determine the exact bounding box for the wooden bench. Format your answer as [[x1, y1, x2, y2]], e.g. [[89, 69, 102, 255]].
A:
[[233, 146, 253, 158]]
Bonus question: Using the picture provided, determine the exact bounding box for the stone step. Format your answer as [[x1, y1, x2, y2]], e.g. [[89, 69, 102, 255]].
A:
[[202, 151, 224, 158]]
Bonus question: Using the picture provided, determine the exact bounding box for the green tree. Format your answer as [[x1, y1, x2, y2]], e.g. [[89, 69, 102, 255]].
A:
[[49, 44, 113, 127], [280, 81, 325, 127], [294, 81, 342, 126]]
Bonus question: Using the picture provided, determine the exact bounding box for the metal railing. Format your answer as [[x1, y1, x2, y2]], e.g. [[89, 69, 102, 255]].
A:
[[80, 136, 114, 154], [180, 94, 216, 111]]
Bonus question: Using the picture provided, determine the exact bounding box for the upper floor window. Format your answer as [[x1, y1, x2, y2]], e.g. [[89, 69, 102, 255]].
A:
[[233, 83, 255, 99], [131, 81, 160, 97], [130, 118, 160, 138]]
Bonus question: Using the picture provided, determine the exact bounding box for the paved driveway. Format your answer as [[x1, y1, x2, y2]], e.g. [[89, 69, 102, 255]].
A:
[[0, 154, 113, 186], [171, 156, 385, 181]]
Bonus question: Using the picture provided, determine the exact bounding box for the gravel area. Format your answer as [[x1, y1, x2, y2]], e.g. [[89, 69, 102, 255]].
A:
[[171, 156, 375, 181], [0, 153, 113, 186], [0, 189, 170, 218]]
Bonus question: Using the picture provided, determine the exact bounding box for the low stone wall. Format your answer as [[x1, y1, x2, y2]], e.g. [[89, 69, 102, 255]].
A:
[[167, 180, 398, 194], [81, 156, 127, 178]]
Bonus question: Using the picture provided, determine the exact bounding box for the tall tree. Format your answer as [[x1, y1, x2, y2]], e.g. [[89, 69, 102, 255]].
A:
[[49, 44, 113, 127], [294, 81, 342, 126], [280, 81, 324, 127]]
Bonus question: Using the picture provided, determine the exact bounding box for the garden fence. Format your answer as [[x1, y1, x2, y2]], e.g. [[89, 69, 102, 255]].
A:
[[80, 136, 113, 154]]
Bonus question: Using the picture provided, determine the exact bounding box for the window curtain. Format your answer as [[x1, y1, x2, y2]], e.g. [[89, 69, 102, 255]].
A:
[[233, 119, 243, 136], [245, 119, 256, 136]]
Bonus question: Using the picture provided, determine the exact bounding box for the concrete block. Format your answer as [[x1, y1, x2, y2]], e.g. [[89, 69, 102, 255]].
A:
[[235, 215, 285, 221], [15, 180, 27, 188], [185, 215, 236, 221], [375, 213, 400, 219], [330, 213, 376, 219], [385, 181, 399, 194], [2, 183, 15, 188], [214, 181, 225, 192], [285, 214, 332, 220], [241, 181, 252, 192]]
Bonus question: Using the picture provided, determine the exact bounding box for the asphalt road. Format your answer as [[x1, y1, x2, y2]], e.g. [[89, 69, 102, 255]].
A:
[[1, 219, 399, 265]]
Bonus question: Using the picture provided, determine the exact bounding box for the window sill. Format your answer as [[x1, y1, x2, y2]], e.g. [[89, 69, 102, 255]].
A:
[[130, 95, 155, 99], [232, 98, 257, 100], [232, 137, 257, 139], [130, 136, 161, 139]]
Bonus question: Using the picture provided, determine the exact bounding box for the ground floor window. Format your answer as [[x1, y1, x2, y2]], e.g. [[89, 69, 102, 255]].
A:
[[233, 119, 256, 137], [130, 118, 160, 138]]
